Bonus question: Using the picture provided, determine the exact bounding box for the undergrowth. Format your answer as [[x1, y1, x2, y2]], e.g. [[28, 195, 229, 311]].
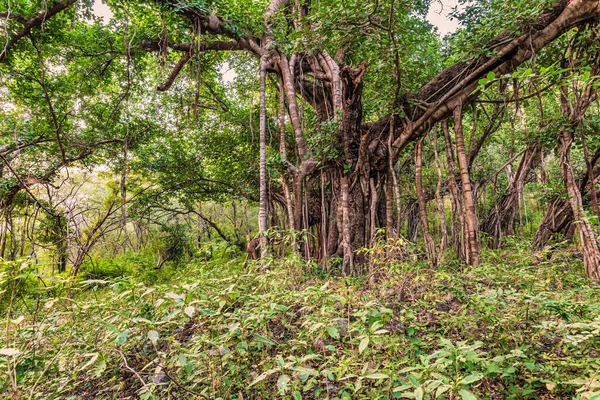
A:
[[1, 243, 600, 399]]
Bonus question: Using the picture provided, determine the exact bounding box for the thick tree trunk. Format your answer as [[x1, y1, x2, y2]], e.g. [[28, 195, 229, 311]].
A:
[[278, 77, 298, 254], [453, 106, 480, 265], [442, 120, 465, 260]]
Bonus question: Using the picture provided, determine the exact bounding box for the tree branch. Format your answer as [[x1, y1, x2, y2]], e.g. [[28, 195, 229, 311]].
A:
[[0, 0, 77, 62], [391, 0, 600, 157]]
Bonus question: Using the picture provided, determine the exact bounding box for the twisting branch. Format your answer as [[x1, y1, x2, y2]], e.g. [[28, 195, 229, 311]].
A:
[[391, 0, 600, 157]]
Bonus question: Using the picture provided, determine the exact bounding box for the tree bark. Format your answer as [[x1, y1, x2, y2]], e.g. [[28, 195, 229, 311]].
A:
[[533, 150, 600, 251], [454, 105, 480, 265], [415, 137, 437, 266], [442, 120, 464, 260], [433, 127, 448, 252], [340, 175, 353, 275], [258, 55, 269, 258], [558, 129, 600, 281]]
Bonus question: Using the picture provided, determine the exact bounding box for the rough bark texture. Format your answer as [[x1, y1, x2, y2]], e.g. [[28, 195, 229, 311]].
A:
[[433, 127, 448, 253], [258, 56, 269, 258], [442, 120, 465, 261], [454, 106, 480, 265]]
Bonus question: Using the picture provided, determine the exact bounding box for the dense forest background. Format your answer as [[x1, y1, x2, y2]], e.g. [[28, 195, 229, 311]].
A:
[[1, 0, 600, 399]]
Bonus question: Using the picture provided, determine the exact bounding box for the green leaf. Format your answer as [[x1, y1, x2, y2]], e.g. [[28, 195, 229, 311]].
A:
[[99, 320, 118, 332], [437, 385, 451, 397], [460, 374, 482, 385], [359, 337, 369, 354], [252, 333, 276, 346], [115, 331, 128, 345], [392, 384, 412, 393], [486, 71, 496, 80], [459, 389, 478, 400], [178, 353, 187, 367], [148, 330, 159, 345], [487, 362, 500, 373], [250, 368, 279, 386], [414, 386, 424, 400], [276, 355, 285, 367], [327, 326, 340, 340], [292, 366, 319, 377], [364, 373, 389, 379], [277, 374, 291, 394]]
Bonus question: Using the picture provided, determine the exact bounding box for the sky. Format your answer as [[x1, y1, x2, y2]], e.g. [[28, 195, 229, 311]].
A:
[[92, 1, 113, 21], [427, 0, 461, 36]]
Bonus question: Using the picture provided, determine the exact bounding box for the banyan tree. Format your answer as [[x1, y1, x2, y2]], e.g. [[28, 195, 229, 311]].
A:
[[2, 0, 600, 281]]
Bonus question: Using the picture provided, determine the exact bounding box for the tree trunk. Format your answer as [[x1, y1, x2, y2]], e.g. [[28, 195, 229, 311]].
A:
[[453, 106, 480, 265], [405, 201, 420, 243], [385, 172, 394, 240], [388, 114, 402, 238], [532, 197, 574, 251], [442, 120, 465, 260], [558, 129, 600, 281], [433, 127, 448, 253], [533, 158, 600, 251], [0, 214, 7, 260], [340, 175, 353, 275], [258, 56, 269, 258], [415, 137, 437, 266], [278, 77, 298, 254], [579, 122, 600, 220]]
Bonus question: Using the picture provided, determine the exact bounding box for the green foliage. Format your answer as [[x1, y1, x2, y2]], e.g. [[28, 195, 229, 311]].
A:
[[306, 116, 342, 164], [160, 223, 194, 264], [2, 244, 600, 398]]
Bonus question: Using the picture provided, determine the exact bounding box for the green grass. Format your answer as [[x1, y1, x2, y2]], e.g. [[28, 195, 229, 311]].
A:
[[1, 243, 600, 399]]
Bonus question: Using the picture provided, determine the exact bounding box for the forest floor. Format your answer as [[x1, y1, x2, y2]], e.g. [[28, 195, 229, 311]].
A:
[[2, 241, 600, 399]]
